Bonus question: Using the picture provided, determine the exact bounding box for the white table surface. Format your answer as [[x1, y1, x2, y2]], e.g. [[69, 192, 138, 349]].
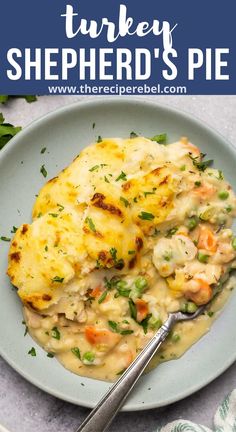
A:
[[0, 95, 236, 432]]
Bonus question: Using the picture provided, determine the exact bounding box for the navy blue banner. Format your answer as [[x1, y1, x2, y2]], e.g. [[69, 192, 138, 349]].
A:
[[0, 0, 235, 95]]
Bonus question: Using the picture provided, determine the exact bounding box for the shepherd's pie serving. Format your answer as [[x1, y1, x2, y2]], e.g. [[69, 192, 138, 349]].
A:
[[7, 135, 236, 381]]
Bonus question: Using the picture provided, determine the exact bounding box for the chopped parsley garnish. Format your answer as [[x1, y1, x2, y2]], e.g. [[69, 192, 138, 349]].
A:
[[115, 171, 127, 182], [144, 191, 155, 197], [0, 112, 22, 150], [163, 251, 172, 261], [110, 247, 117, 261], [109, 247, 124, 269], [150, 133, 167, 144], [57, 204, 64, 212], [89, 165, 99, 172], [98, 290, 108, 304], [41, 147, 47, 154], [120, 196, 130, 207], [129, 298, 152, 333], [130, 131, 138, 139], [0, 95, 36, 104], [85, 217, 96, 232], [128, 299, 137, 321], [207, 311, 214, 318], [11, 226, 18, 233], [104, 176, 110, 183], [47, 353, 54, 358], [189, 153, 213, 172], [0, 95, 37, 104], [194, 181, 201, 187], [49, 213, 58, 218], [0, 236, 11, 242], [128, 250, 135, 255], [108, 320, 133, 335], [51, 327, 61, 340], [104, 276, 119, 290], [71, 347, 81, 360], [120, 329, 134, 335], [140, 313, 152, 334], [217, 170, 224, 180], [138, 211, 154, 221], [165, 227, 178, 238], [22, 320, 28, 336], [52, 276, 64, 283], [89, 163, 107, 172], [28, 347, 36, 356], [40, 164, 47, 178], [45, 245, 48, 252], [97, 135, 103, 143], [108, 320, 119, 332]]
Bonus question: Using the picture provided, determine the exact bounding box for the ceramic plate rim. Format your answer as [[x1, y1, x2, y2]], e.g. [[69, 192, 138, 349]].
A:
[[0, 96, 236, 411]]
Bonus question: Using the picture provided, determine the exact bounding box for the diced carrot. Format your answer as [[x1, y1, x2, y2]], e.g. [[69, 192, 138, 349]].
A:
[[135, 299, 149, 322], [185, 278, 212, 305], [198, 225, 217, 252], [91, 286, 102, 298], [193, 184, 216, 199], [85, 326, 121, 347]]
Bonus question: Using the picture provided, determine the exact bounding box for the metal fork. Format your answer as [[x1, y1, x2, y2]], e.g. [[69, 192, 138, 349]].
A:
[[76, 305, 206, 432]]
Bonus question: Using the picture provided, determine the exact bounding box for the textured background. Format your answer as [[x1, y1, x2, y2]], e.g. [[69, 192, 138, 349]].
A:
[[0, 95, 236, 432]]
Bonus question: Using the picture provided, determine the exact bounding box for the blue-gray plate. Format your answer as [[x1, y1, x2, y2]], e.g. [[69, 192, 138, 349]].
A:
[[0, 98, 235, 410]]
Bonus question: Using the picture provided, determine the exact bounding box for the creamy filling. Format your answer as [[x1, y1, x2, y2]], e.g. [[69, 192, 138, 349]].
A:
[[24, 275, 235, 382]]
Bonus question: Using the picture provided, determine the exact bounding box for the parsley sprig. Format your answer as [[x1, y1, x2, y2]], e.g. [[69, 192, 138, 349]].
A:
[[0, 113, 22, 150], [189, 153, 213, 172]]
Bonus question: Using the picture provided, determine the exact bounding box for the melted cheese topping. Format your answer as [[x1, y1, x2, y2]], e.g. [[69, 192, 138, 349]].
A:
[[7, 136, 236, 381]]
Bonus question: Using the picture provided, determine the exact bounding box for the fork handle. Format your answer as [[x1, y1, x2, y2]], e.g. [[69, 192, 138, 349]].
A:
[[76, 314, 176, 432]]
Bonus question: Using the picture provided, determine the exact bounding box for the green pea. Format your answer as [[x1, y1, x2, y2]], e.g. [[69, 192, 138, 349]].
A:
[[187, 216, 198, 231], [186, 301, 198, 313], [181, 302, 198, 313], [149, 317, 162, 330], [218, 191, 229, 200], [171, 333, 181, 343], [135, 277, 148, 290], [197, 252, 209, 263], [180, 303, 188, 313], [83, 352, 95, 363], [116, 280, 128, 289], [129, 277, 148, 301]]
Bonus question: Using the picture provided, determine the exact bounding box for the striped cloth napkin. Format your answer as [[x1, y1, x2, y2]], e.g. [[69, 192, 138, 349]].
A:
[[159, 390, 236, 432]]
